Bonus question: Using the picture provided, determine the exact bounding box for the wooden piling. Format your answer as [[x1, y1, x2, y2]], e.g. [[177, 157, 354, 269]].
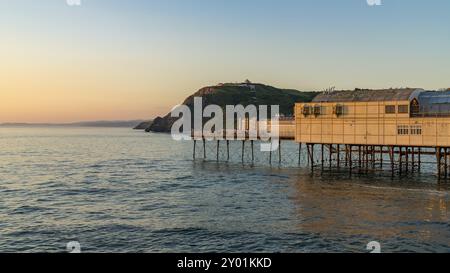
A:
[[251, 140, 254, 162], [203, 138, 206, 159], [445, 148, 448, 178], [217, 140, 220, 162], [193, 140, 196, 160], [298, 143, 302, 165], [348, 145, 352, 173], [306, 144, 310, 166], [269, 139, 272, 165], [371, 146, 375, 168], [321, 144, 325, 170], [389, 146, 395, 175], [241, 140, 245, 163], [226, 140, 230, 161], [337, 144, 340, 168], [329, 144, 332, 169], [366, 146, 369, 169], [380, 146, 383, 168], [437, 147, 442, 178], [406, 147, 409, 172], [279, 140, 282, 164], [345, 145, 349, 167], [308, 144, 315, 171], [417, 148, 422, 172], [358, 146, 362, 170]]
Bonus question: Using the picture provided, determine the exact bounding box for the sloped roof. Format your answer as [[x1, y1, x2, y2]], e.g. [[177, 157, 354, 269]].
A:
[[312, 88, 421, 103]]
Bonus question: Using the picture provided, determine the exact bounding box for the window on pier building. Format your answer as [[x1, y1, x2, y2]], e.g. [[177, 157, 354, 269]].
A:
[[333, 104, 344, 117], [302, 105, 312, 116], [410, 125, 422, 135], [397, 125, 409, 135], [398, 105, 409, 114], [385, 105, 396, 114], [313, 105, 321, 116]]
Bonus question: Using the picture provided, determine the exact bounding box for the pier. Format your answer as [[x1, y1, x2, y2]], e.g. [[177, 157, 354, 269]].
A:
[[192, 136, 449, 179], [190, 88, 450, 180]]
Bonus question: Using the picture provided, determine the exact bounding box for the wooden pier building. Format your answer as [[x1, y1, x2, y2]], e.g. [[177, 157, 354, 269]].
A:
[[295, 88, 450, 177]]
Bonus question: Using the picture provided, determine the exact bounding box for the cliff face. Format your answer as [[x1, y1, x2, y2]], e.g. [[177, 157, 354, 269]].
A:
[[148, 83, 318, 133], [133, 120, 153, 130]]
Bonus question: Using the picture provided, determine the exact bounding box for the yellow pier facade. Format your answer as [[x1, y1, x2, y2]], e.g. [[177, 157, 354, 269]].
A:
[[295, 88, 450, 147]]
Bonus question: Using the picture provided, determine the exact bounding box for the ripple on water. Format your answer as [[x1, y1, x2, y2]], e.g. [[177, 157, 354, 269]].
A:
[[1, 128, 450, 252]]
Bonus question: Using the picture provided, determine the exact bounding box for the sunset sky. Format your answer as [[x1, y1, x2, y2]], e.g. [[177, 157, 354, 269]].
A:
[[1, 0, 449, 123]]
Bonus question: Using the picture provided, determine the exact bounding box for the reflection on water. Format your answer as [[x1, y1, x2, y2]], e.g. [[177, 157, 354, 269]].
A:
[[290, 172, 450, 251], [0, 127, 449, 252]]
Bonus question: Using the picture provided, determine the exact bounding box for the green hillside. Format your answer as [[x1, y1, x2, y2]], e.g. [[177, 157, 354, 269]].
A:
[[147, 83, 318, 132]]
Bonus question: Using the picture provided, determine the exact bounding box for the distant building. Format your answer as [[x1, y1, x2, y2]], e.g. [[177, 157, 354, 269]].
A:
[[217, 81, 255, 90], [238, 79, 256, 90]]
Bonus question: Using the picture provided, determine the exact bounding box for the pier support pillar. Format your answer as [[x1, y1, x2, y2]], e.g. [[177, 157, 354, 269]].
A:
[[298, 143, 302, 165], [337, 144, 341, 169], [348, 145, 353, 174], [251, 140, 254, 162], [269, 139, 272, 165], [399, 147, 403, 175], [329, 144, 332, 169], [345, 145, 349, 167], [193, 140, 196, 160], [406, 147, 410, 173], [307, 144, 315, 171], [445, 148, 448, 179], [279, 140, 282, 164], [321, 144, 325, 170], [358, 146, 362, 171], [365, 145, 369, 173], [417, 148, 422, 172], [436, 147, 442, 178], [370, 146, 373, 169], [389, 146, 394, 176], [216, 140, 220, 162], [203, 137, 206, 159], [241, 140, 245, 163], [227, 140, 230, 161], [380, 146, 384, 168]]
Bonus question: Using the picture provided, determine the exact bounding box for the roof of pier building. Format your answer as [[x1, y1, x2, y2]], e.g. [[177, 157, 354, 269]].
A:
[[417, 90, 450, 104], [414, 90, 450, 114], [312, 88, 423, 103]]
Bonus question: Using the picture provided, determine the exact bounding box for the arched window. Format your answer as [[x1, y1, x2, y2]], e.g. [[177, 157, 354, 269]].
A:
[[410, 99, 420, 116], [302, 105, 312, 116], [333, 104, 344, 117]]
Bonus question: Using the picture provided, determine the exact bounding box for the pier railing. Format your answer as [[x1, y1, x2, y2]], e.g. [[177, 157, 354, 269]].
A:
[[190, 119, 295, 140]]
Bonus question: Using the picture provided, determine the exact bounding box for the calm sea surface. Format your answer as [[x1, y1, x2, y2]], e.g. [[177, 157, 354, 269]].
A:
[[0, 127, 449, 253]]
